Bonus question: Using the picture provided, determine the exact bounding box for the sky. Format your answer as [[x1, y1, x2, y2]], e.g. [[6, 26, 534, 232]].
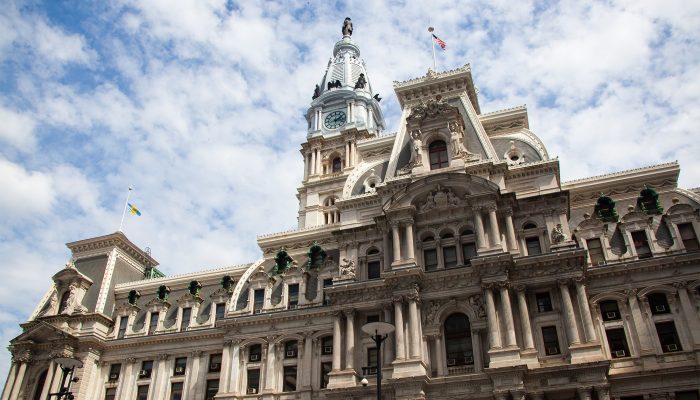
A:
[[1, 0, 699, 388]]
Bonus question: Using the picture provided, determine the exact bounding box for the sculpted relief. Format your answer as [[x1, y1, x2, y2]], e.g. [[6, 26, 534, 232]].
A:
[[419, 184, 462, 212]]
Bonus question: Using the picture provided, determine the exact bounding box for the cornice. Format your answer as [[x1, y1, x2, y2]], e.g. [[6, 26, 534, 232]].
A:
[[66, 231, 159, 267], [586, 251, 700, 279], [114, 263, 249, 292], [562, 162, 679, 194], [393, 64, 471, 89]]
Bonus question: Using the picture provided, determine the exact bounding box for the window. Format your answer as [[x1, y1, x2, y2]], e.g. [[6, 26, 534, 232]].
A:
[[526, 237, 542, 256], [332, 157, 342, 173], [648, 293, 670, 315], [148, 312, 159, 335], [253, 289, 264, 313], [215, 303, 226, 321], [140, 361, 153, 379], [600, 300, 621, 321], [108, 363, 121, 381], [535, 292, 553, 313], [367, 347, 378, 370], [424, 248, 438, 271], [323, 279, 333, 305], [180, 308, 191, 331], [321, 362, 332, 389], [366, 314, 380, 324], [205, 379, 219, 400], [321, 336, 333, 355], [367, 261, 381, 279], [209, 354, 222, 372], [288, 284, 299, 308], [655, 321, 682, 352], [249, 344, 262, 362], [104, 388, 116, 400], [678, 223, 700, 251], [606, 328, 630, 358], [443, 246, 457, 268], [247, 369, 260, 394], [444, 313, 473, 366], [285, 341, 298, 358], [283, 366, 297, 392], [429, 140, 449, 169], [117, 317, 128, 339], [170, 382, 183, 400], [587, 238, 606, 265], [461, 242, 477, 266], [173, 357, 187, 376], [542, 326, 560, 355], [631, 230, 652, 258], [136, 385, 149, 400]]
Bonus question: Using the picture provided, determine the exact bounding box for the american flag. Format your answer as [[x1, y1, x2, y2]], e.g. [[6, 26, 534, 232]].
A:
[[432, 34, 446, 50]]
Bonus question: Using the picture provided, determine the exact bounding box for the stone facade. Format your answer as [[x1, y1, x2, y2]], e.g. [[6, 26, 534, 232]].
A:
[[3, 21, 700, 400]]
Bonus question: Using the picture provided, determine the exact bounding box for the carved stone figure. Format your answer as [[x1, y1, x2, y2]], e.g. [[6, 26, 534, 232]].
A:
[[448, 120, 476, 159], [410, 129, 423, 165], [63, 285, 78, 315], [423, 301, 440, 325], [550, 224, 568, 244], [342, 17, 353, 36], [354, 73, 366, 89], [312, 84, 320, 99], [446, 188, 460, 206], [420, 191, 436, 212], [339, 257, 356, 278]]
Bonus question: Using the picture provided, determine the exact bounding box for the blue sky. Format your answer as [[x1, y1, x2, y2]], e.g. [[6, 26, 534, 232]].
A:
[[1, 0, 699, 387]]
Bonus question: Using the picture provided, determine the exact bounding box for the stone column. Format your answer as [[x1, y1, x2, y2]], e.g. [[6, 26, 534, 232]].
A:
[[39, 361, 58, 400], [407, 293, 422, 359], [578, 387, 593, 400], [345, 142, 350, 168], [383, 305, 395, 364], [220, 340, 233, 391], [473, 207, 488, 251], [559, 280, 581, 345], [264, 338, 277, 392], [345, 310, 356, 370], [310, 149, 316, 175], [515, 285, 535, 349], [9, 354, 29, 400], [483, 285, 502, 349], [626, 289, 654, 354], [151, 354, 169, 399], [675, 282, 700, 346], [228, 340, 241, 394], [392, 222, 402, 262], [504, 209, 519, 252], [488, 204, 502, 248], [434, 334, 445, 376], [393, 296, 406, 360], [595, 386, 611, 400], [499, 284, 517, 347], [301, 335, 313, 389], [332, 312, 342, 370], [471, 329, 484, 372], [575, 279, 598, 342], [116, 357, 135, 400], [435, 238, 445, 269], [405, 221, 416, 260], [1, 362, 17, 400]]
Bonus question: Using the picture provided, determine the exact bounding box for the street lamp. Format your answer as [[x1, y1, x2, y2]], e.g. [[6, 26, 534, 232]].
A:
[[48, 357, 83, 400], [360, 321, 394, 400]]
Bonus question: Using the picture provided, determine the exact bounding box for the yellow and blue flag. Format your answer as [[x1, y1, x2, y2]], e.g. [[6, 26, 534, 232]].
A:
[[127, 203, 141, 216]]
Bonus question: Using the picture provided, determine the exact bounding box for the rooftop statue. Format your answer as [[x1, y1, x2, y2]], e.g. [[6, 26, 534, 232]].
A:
[[342, 17, 353, 36]]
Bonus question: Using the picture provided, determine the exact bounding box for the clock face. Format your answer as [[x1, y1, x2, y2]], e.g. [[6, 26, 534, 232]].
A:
[[324, 110, 347, 129]]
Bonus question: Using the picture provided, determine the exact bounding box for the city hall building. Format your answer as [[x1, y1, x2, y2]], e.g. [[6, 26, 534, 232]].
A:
[[3, 20, 700, 400]]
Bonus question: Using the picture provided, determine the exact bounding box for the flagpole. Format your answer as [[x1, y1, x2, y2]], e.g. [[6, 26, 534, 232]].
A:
[[118, 187, 132, 232], [428, 26, 437, 71]]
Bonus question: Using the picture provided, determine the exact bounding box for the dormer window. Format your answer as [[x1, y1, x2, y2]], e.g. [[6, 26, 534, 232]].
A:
[[631, 230, 652, 259], [288, 284, 299, 309], [253, 289, 265, 313], [429, 140, 448, 170], [678, 223, 699, 251]]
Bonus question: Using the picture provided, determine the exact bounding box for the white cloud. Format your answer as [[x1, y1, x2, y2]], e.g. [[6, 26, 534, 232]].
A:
[[0, 106, 36, 151], [0, 158, 54, 218]]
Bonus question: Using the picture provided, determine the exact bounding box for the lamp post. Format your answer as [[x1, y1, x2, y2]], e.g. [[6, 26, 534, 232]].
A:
[[48, 357, 83, 400], [360, 321, 394, 400]]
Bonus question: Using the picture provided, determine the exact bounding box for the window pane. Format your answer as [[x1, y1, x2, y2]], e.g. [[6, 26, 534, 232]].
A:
[[249, 344, 262, 362], [424, 249, 438, 271], [247, 369, 260, 393], [321, 362, 332, 389], [443, 246, 457, 268], [655, 321, 682, 352], [631, 230, 652, 258], [321, 336, 333, 355], [136, 385, 149, 400], [288, 284, 299, 307], [368, 261, 381, 279], [109, 364, 121, 381], [285, 341, 298, 358], [542, 326, 560, 355], [104, 388, 116, 400], [170, 382, 183, 400], [606, 328, 630, 358], [118, 317, 128, 339], [367, 348, 378, 367], [254, 289, 264, 312], [678, 223, 700, 251], [444, 314, 473, 366], [586, 238, 606, 265], [600, 300, 621, 321], [536, 292, 553, 312], [148, 312, 159, 335], [429, 140, 448, 170], [648, 293, 670, 315], [181, 308, 191, 331], [174, 358, 187, 375], [283, 366, 297, 392], [526, 237, 542, 255], [205, 379, 219, 399], [462, 242, 476, 265], [215, 303, 226, 321], [209, 354, 222, 372]]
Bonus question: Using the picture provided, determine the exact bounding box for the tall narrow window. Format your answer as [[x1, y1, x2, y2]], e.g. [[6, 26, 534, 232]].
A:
[[364, 347, 378, 376], [321, 362, 332, 389], [249, 344, 262, 362], [443, 246, 457, 268], [209, 354, 222, 372], [283, 366, 297, 392], [117, 316, 128, 339], [678, 223, 700, 251], [424, 249, 438, 271], [170, 382, 183, 400], [323, 279, 333, 305], [285, 341, 298, 358], [108, 363, 121, 381], [542, 326, 560, 355], [655, 321, 682, 352], [288, 284, 299, 309], [148, 312, 159, 335], [586, 238, 606, 265], [140, 360, 153, 379], [205, 379, 219, 399], [173, 357, 187, 376], [648, 293, 670, 315], [606, 328, 630, 358], [600, 300, 621, 321], [247, 369, 260, 394], [526, 237, 542, 256], [215, 303, 226, 321], [462, 242, 477, 266], [367, 261, 381, 279], [332, 157, 342, 173], [180, 308, 191, 331], [254, 289, 264, 313], [631, 230, 652, 258], [535, 292, 553, 312], [104, 388, 116, 400], [136, 385, 149, 400], [321, 336, 333, 355], [444, 313, 473, 366], [429, 140, 449, 169]]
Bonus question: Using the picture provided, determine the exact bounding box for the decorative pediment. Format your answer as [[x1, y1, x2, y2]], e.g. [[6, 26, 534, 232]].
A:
[[283, 264, 304, 278], [11, 321, 77, 346], [144, 297, 170, 311], [386, 173, 500, 212], [210, 287, 232, 303], [115, 302, 140, 316], [667, 203, 694, 215], [176, 291, 203, 307], [52, 261, 93, 289], [575, 216, 605, 232], [250, 266, 275, 287]]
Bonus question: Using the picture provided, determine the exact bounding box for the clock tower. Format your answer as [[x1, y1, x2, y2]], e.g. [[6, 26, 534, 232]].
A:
[[297, 18, 386, 229]]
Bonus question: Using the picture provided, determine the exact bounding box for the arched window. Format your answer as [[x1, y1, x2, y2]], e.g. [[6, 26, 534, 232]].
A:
[[429, 140, 449, 170], [332, 157, 342, 173], [444, 313, 473, 366]]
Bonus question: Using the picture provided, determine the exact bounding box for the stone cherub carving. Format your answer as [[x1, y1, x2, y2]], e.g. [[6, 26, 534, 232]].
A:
[[339, 257, 356, 278], [342, 17, 353, 36], [550, 224, 568, 244]]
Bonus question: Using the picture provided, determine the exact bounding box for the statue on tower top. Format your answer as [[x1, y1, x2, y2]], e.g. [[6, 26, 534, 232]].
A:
[[342, 17, 353, 36]]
